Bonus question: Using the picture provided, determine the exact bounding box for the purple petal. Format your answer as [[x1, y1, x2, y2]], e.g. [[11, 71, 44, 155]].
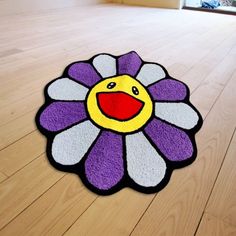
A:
[[39, 102, 87, 132], [148, 79, 187, 101], [68, 62, 101, 87], [118, 51, 142, 77], [85, 131, 124, 190], [144, 118, 193, 161]]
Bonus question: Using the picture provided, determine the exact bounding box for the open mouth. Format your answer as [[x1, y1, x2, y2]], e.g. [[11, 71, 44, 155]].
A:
[[97, 91, 144, 121]]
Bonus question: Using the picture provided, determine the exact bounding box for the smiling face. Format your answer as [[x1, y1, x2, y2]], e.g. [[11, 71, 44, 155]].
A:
[[87, 75, 153, 133]]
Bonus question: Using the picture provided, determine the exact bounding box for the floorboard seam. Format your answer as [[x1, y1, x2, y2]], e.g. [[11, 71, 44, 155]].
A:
[[61, 196, 99, 236], [0, 173, 66, 232], [129, 194, 157, 236], [2, 151, 45, 178], [193, 128, 236, 236], [128, 71, 236, 235]]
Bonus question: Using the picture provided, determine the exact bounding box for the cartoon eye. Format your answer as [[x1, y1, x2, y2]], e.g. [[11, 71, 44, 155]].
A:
[[107, 82, 116, 89], [132, 86, 139, 95]]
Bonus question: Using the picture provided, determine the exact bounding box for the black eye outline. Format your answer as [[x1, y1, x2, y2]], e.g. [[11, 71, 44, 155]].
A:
[[132, 86, 139, 95], [107, 82, 116, 89]]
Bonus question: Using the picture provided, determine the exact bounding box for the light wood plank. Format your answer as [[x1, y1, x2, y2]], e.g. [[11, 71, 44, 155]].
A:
[[182, 32, 236, 92], [0, 172, 7, 183], [65, 190, 154, 236], [205, 129, 236, 226], [64, 57, 236, 236], [0, 13, 234, 150], [1, 41, 235, 152], [130, 66, 236, 235], [0, 131, 45, 176], [0, 0, 98, 16], [0, 49, 23, 58], [0, 91, 44, 126], [0, 175, 96, 236], [190, 57, 236, 118], [0, 155, 63, 229], [0, 5, 235, 235], [0, 48, 234, 236], [0, 45, 234, 235], [196, 213, 236, 236], [1, 7, 234, 105], [0, 110, 37, 150], [2, 30, 235, 127]]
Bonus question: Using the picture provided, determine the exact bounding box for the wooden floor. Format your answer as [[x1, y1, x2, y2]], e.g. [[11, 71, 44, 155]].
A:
[[0, 4, 236, 235]]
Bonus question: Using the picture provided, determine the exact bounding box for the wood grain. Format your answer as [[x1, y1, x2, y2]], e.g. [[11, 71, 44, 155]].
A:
[[131, 69, 236, 235], [0, 175, 97, 236], [63, 65, 236, 236], [65, 189, 154, 236], [1, 36, 235, 236], [0, 155, 63, 229], [0, 4, 235, 236], [0, 131, 45, 176], [196, 213, 236, 236], [0, 172, 7, 183], [0, 91, 44, 126], [0, 110, 37, 150], [205, 129, 236, 226], [0, 32, 235, 150], [0, 49, 23, 58]]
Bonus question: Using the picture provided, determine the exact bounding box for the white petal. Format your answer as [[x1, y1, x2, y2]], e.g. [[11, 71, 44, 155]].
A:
[[136, 63, 166, 86], [93, 54, 116, 78], [48, 78, 88, 101], [155, 102, 199, 129], [52, 120, 100, 165], [126, 132, 166, 187]]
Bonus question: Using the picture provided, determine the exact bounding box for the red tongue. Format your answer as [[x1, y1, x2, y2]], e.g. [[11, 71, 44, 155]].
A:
[[97, 92, 144, 121]]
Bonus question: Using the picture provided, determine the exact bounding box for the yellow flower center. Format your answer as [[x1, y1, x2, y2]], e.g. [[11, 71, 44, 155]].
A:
[[86, 75, 153, 133]]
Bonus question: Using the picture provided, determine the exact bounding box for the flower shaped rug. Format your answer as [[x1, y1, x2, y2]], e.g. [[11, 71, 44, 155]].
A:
[[36, 51, 203, 195]]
